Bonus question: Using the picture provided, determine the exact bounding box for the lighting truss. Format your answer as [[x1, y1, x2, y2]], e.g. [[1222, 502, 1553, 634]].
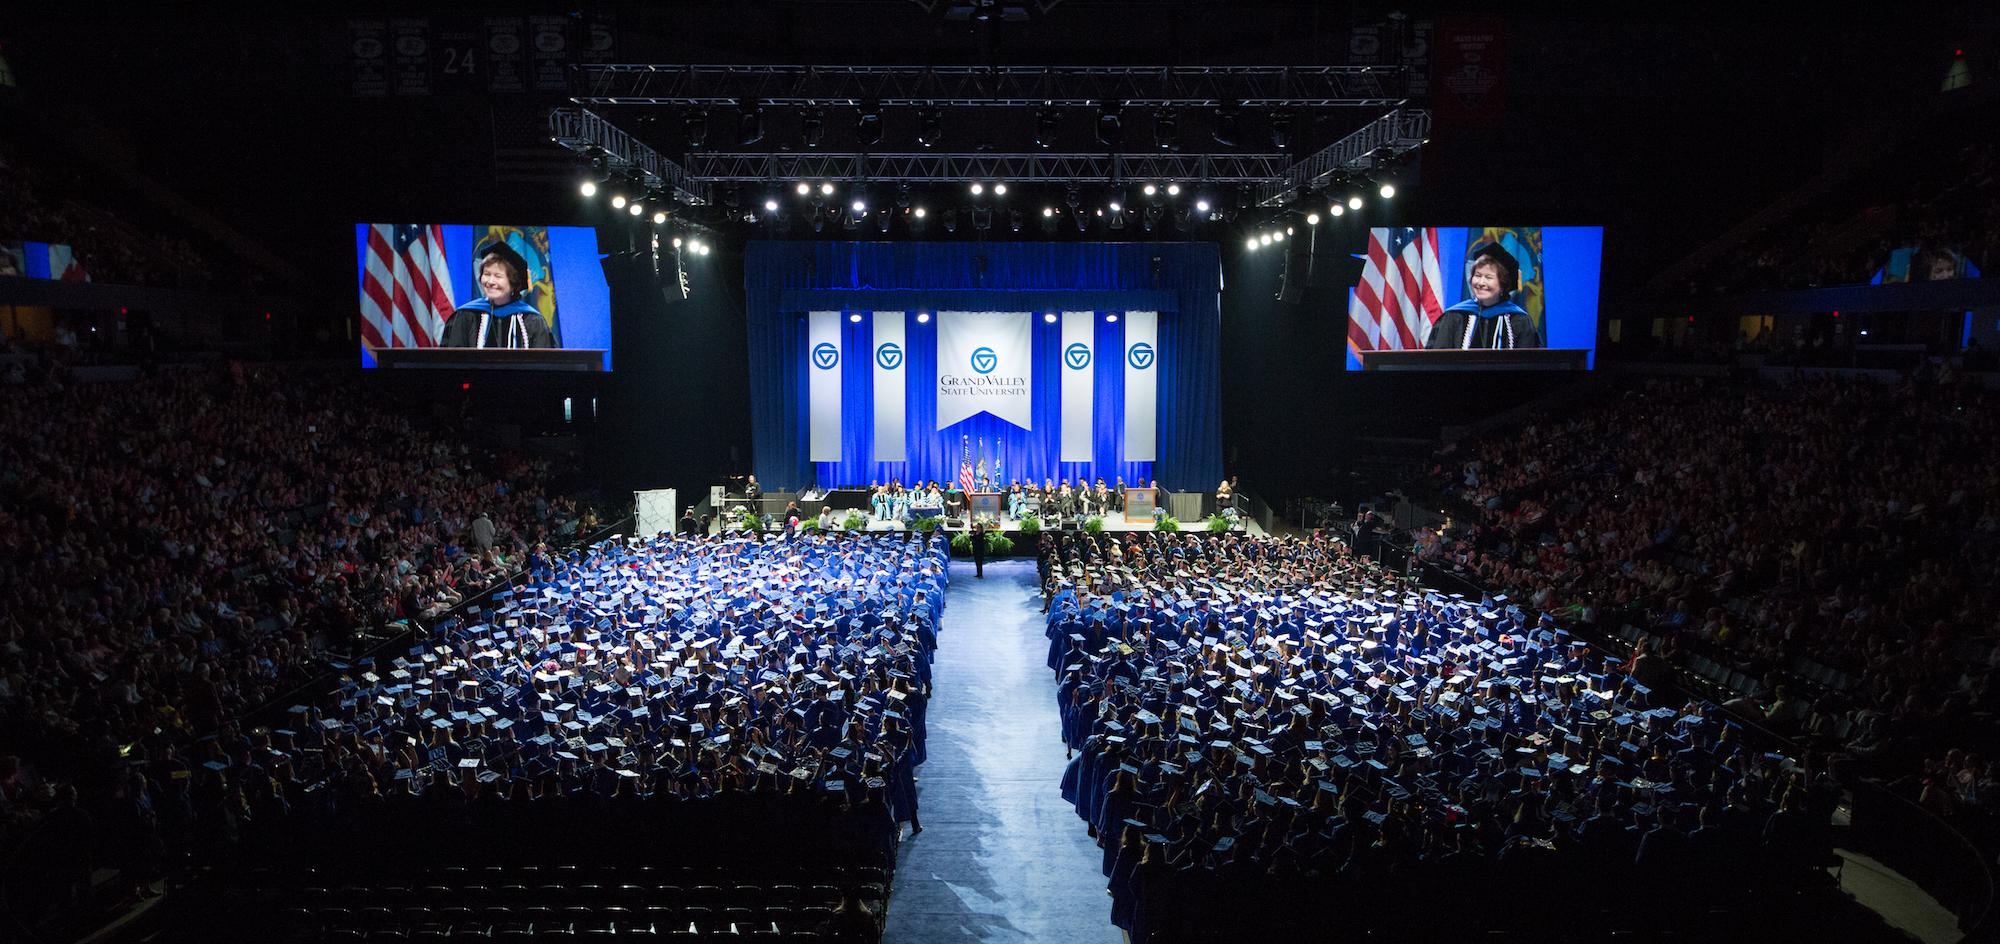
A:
[[679, 151, 1293, 184], [572, 64, 1408, 108], [548, 107, 711, 205], [1256, 108, 1430, 206]]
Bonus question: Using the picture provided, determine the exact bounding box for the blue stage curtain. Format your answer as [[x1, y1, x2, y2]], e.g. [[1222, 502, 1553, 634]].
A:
[[746, 242, 1222, 492]]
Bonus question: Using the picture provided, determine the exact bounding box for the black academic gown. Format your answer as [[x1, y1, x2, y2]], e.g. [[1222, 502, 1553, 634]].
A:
[[441, 298, 556, 349], [1425, 301, 1542, 350]]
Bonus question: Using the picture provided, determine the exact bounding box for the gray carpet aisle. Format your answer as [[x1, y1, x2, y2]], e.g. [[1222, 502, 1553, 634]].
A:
[[881, 558, 1125, 944]]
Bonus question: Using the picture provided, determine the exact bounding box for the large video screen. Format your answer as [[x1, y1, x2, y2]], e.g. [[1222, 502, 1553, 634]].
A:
[[1345, 226, 1602, 370], [354, 223, 612, 370]]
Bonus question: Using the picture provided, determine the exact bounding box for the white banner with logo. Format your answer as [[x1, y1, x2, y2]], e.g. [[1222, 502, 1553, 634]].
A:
[[1060, 311, 1095, 462], [936, 311, 1032, 431], [807, 310, 843, 462], [871, 312, 906, 462], [1122, 310, 1158, 461]]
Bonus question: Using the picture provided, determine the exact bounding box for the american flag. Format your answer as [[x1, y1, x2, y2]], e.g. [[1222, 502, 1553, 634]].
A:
[[1348, 226, 1446, 354], [959, 435, 975, 496], [360, 224, 456, 350]]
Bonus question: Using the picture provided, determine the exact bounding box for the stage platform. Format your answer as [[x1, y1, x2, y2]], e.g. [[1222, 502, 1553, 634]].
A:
[[710, 513, 1262, 536]]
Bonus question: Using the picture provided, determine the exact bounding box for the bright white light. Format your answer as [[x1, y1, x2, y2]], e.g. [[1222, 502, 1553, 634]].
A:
[[1166, 183, 1181, 196], [1306, 213, 1321, 225], [628, 202, 644, 216], [821, 182, 836, 196], [1259, 233, 1272, 246], [765, 199, 779, 211], [1143, 183, 1157, 196], [969, 182, 984, 195], [1195, 199, 1211, 214], [652, 211, 668, 224], [1043, 207, 1055, 217], [796, 182, 811, 196], [993, 183, 1007, 195], [917, 312, 931, 324], [611, 195, 627, 209], [580, 181, 598, 197], [1330, 203, 1345, 217], [699, 244, 711, 256], [850, 313, 863, 323], [1043, 312, 1058, 324], [1273, 231, 1285, 242], [1378, 183, 1396, 199], [914, 207, 927, 218], [1347, 195, 1363, 210], [1105, 313, 1119, 323], [852, 200, 867, 213], [1286, 226, 1295, 235], [1109, 202, 1122, 213], [672, 237, 683, 248], [1245, 238, 1259, 251]]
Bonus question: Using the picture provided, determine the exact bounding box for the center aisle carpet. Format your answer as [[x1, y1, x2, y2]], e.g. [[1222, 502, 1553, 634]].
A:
[[883, 559, 1124, 944]]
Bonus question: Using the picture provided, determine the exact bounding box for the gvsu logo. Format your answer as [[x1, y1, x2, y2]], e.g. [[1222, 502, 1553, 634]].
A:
[[1126, 341, 1155, 370], [875, 342, 903, 370], [1064, 342, 1092, 370], [970, 346, 999, 374], [811, 342, 840, 370]]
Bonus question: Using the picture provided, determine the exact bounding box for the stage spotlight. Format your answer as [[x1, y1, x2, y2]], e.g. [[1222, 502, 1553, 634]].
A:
[[942, 210, 958, 234], [1143, 183, 1157, 197], [1269, 111, 1294, 149], [611, 194, 628, 209], [1153, 109, 1180, 151], [914, 206, 927, 218], [1379, 182, 1396, 199], [1166, 183, 1181, 196], [1065, 187, 1082, 211], [1195, 199, 1211, 214], [1306, 212, 1320, 225], [1039, 208, 1059, 234], [580, 181, 597, 197], [1106, 313, 1119, 323], [652, 210, 668, 224], [1043, 207, 1054, 217], [1095, 101, 1122, 148], [1245, 237, 1258, 251], [821, 182, 836, 196], [736, 100, 765, 146], [1035, 107, 1060, 149], [1010, 210, 1023, 233], [1286, 226, 1294, 235], [850, 313, 863, 323], [1212, 101, 1241, 146], [1044, 312, 1058, 324], [1109, 201, 1122, 213], [1347, 195, 1363, 210], [876, 208, 893, 233], [852, 199, 867, 214], [993, 182, 1007, 196], [917, 312, 931, 324], [1273, 230, 1284, 242], [672, 237, 683, 248], [700, 244, 711, 256], [855, 101, 882, 147], [972, 207, 993, 232], [917, 108, 944, 148], [628, 202, 644, 216], [970, 182, 984, 196], [1142, 205, 1162, 233], [802, 108, 825, 148], [1330, 203, 1345, 217], [796, 182, 811, 196], [765, 199, 779, 212], [685, 109, 710, 149], [1259, 233, 1272, 246]]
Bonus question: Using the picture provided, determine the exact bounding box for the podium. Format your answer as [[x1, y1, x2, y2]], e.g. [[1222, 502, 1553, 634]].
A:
[[1355, 348, 1590, 371], [1124, 487, 1158, 523], [970, 492, 1002, 520], [371, 348, 608, 372]]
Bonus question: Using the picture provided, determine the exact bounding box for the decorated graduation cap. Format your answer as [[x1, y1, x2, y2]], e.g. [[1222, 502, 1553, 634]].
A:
[[1466, 242, 1522, 294]]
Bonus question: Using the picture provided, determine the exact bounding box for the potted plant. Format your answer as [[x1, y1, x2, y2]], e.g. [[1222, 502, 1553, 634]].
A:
[[1157, 515, 1180, 533], [1017, 513, 1042, 536], [1206, 514, 1231, 533], [842, 510, 868, 531], [913, 516, 943, 536], [1083, 515, 1105, 535]]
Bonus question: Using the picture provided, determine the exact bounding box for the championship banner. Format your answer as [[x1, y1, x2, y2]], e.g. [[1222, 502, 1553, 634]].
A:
[[1122, 310, 1158, 461], [936, 311, 1032, 431], [871, 312, 906, 463], [1060, 311, 1095, 462], [807, 310, 843, 462]]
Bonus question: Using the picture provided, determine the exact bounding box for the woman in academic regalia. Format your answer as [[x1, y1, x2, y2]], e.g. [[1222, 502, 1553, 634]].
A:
[[441, 240, 556, 349], [1425, 242, 1543, 350]]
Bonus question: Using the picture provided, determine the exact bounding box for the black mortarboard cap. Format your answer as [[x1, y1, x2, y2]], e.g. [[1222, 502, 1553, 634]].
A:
[[474, 238, 532, 297], [1467, 242, 1521, 292]]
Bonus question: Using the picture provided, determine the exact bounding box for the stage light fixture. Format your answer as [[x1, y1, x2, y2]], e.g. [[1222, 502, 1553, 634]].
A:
[[1246, 238, 1259, 251], [850, 313, 863, 323], [580, 181, 597, 197], [1329, 203, 1345, 217], [855, 101, 882, 147], [917, 109, 944, 148], [736, 100, 765, 146], [1153, 108, 1180, 151], [796, 182, 811, 196], [802, 107, 825, 148], [765, 199, 779, 212], [1195, 199, 1211, 214], [1043, 207, 1055, 217], [1035, 107, 1060, 149], [1379, 183, 1396, 199], [852, 199, 867, 214], [685, 109, 710, 148], [1306, 212, 1320, 225], [1286, 226, 1295, 235], [1259, 233, 1272, 246], [1065, 187, 1081, 211], [821, 182, 836, 197], [876, 208, 893, 233], [1166, 183, 1181, 196], [652, 211, 668, 224], [993, 183, 1007, 196], [914, 206, 927, 218], [1142, 205, 1162, 233], [1106, 313, 1119, 323], [672, 237, 683, 248], [917, 312, 931, 324], [1269, 111, 1295, 149], [1212, 101, 1241, 146], [1109, 201, 1122, 213], [1347, 195, 1363, 210], [1143, 183, 1157, 197], [1273, 230, 1284, 242], [700, 244, 711, 256], [969, 182, 984, 196], [611, 195, 628, 209], [1044, 312, 1058, 324], [1095, 101, 1122, 148], [1009, 210, 1023, 233], [628, 202, 644, 216]]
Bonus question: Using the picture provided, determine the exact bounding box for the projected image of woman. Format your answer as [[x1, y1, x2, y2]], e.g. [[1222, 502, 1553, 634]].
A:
[[442, 241, 556, 349], [1425, 243, 1543, 350]]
